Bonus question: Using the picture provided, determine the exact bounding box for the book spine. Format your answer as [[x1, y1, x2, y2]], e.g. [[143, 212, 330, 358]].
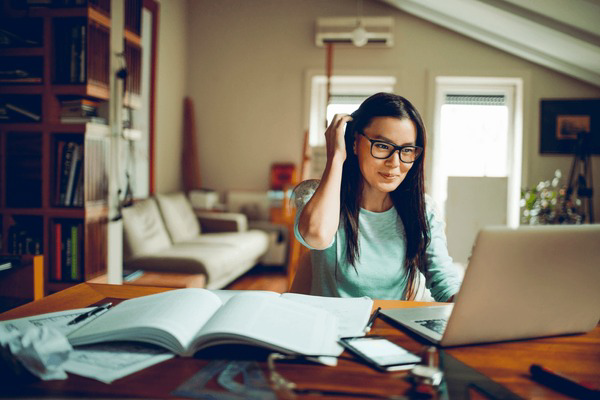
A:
[[72, 159, 84, 207], [59, 142, 76, 205], [55, 141, 65, 205], [71, 225, 78, 281], [55, 222, 62, 281], [63, 222, 72, 281], [66, 152, 82, 207]]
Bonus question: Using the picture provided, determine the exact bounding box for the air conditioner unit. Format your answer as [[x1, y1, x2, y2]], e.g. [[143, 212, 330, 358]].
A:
[[315, 17, 394, 48]]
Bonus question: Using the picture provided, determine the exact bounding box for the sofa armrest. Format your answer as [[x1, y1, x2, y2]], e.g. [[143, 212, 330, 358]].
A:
[[195, 210, 248, 233]]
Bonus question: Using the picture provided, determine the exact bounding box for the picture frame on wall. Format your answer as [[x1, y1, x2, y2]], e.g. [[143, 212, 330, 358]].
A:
[[540, 98, 600, 155]]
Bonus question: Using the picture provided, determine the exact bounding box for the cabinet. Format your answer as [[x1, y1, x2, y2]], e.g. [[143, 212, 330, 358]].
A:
[[0, 0, 141, 294], [0, 254, 44, 313]]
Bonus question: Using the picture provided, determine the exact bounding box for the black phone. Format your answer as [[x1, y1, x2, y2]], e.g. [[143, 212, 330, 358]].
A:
[[339, 335, 421, 372]]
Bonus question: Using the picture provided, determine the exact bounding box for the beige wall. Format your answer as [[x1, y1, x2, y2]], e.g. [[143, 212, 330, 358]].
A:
[[163, 0, 599, 214], [155, 0, 188, 193]]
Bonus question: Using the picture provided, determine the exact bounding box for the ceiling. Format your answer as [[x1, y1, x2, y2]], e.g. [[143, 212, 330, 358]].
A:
[[378, 0, 600, 87]]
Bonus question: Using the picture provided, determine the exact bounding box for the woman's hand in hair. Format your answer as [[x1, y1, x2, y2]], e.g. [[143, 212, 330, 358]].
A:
[[325, 114, 352, 163]]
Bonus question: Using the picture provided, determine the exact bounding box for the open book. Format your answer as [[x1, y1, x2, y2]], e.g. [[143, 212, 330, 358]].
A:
[[67, 289, 373, 357]]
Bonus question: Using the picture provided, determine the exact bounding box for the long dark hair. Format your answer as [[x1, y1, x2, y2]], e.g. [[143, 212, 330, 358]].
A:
[[340, 92, 430, 300]]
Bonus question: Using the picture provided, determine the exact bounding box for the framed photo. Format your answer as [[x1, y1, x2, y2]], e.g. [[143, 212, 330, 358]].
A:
[[540, 98, 600, 155]]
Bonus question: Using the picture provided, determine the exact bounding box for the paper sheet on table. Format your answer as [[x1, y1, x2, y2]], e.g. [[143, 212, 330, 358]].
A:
[[63, 342, 173, 383], [0, 308, 173, 383]]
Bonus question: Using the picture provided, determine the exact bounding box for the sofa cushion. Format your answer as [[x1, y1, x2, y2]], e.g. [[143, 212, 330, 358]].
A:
[[156, 192, 201, 243], [124, 229, 270, 289], [122, 198, 172, 260]]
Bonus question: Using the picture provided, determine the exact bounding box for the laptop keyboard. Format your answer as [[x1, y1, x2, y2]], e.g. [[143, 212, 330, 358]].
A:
[[414, 318, 448, 335]]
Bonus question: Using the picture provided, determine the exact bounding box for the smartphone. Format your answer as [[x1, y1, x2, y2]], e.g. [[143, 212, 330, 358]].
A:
[[339, 335, 421, 372]]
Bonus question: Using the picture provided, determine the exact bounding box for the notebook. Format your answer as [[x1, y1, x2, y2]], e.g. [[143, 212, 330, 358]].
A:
[[381, 224, 600, 347]]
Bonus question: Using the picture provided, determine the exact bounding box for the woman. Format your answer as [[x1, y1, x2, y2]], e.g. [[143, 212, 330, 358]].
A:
[[292, 92, 461, 301]]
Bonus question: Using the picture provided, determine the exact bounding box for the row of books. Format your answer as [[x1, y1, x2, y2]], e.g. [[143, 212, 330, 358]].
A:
[[55, 19, 87, 84], [6, 225, 43, 255], [0, 100, 107, 124], [56, 140, 85, 207], [52, 220, 82, 282]]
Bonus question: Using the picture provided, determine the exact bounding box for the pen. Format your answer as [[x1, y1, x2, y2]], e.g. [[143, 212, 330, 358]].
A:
[[530, 364, 600, 399], [67, 302, 112, 326], [364, 307, 381, 333]]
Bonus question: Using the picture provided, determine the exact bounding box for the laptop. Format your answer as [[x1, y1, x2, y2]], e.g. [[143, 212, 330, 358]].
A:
[[380, 224, 600, 347]]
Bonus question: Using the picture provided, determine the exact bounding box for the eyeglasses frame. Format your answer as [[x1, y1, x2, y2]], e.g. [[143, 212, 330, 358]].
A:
[[358, 132, 423, 163]]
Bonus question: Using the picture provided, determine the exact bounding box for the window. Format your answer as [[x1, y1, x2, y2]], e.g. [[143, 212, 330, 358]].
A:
[[431, 77, 523, 227], [439, 94, 509, 177]]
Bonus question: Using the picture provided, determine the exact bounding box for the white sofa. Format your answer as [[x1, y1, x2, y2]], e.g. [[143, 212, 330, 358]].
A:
[[121, 192, 270, 289]]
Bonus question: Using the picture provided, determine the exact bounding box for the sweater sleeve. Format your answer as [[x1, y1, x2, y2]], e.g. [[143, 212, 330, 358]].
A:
[[422, 196, 463, 302]]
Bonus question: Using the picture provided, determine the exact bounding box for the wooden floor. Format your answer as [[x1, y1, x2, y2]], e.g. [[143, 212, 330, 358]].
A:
[[224, 265, 289, 293]]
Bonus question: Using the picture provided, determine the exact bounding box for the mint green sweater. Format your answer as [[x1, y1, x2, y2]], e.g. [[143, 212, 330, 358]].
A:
[[293, 180, 461, 302]]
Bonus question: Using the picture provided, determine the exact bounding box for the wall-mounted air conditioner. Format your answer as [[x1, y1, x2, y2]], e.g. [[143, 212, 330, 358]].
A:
[[315, 17, 394, 48]]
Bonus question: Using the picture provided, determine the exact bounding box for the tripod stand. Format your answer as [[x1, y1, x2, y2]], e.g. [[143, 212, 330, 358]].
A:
[[566, 132, 594, 223]]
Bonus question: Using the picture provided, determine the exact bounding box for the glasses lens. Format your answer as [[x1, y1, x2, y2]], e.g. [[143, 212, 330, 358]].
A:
[[399, 146, 422, 162], [370, 141, 394, 159]]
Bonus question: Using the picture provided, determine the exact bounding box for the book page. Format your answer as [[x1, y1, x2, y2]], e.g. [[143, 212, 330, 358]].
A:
[[209, 289, 280, 304], [193, 292, 339, 356], [68, 289, 223, 355], [281, 293, 373, 337]]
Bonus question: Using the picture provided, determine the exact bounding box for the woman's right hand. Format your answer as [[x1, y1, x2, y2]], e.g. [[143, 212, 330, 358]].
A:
[[325, 114, 353, 162]]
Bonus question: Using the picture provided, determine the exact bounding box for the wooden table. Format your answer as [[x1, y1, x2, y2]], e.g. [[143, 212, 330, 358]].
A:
[[1, 283, 598, 398]]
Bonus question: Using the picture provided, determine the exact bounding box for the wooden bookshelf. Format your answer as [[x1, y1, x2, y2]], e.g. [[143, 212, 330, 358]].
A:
[[0, 0, 141, 295], [0, 254, 44, 313], [123, 0, 142, 109]]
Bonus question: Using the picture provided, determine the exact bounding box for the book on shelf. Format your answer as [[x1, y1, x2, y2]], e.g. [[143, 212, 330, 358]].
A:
[[0, 69, 42, 84], [61, 98, 99, 108], [64, 145, 81, 206], [54, 220, 82, 282], [54, 222, 62, 281], [68, 289, 374, 357], [70, 224, 79, 281], [4, 103, 41, 121], [60, 116, 107, 125], [0, 262, 13, 272], [60, 98, 99, 118], [57, 141, 77, 205], [72, 162, 85, 207], [0, 77, 42, 83], [0, 28, 40, 47]]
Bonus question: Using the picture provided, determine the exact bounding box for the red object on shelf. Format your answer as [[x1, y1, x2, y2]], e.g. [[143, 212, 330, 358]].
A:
[[270, 163, 297, 190]]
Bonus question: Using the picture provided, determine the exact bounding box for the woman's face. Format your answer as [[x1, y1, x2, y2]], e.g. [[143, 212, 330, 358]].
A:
[[355, 116, 418, 195]]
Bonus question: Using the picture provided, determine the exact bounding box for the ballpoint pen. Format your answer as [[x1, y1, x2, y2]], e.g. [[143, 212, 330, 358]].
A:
[[364, 307, 381, 333], [67, 302, 113, 325]]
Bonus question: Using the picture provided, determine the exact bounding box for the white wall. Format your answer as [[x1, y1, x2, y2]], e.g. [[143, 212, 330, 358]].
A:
[[155, 0, 188, 193], [163, 0, 600, 215]]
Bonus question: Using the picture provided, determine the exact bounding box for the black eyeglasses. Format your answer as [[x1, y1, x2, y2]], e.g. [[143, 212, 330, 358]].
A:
[[358, 132, 423, 163]]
